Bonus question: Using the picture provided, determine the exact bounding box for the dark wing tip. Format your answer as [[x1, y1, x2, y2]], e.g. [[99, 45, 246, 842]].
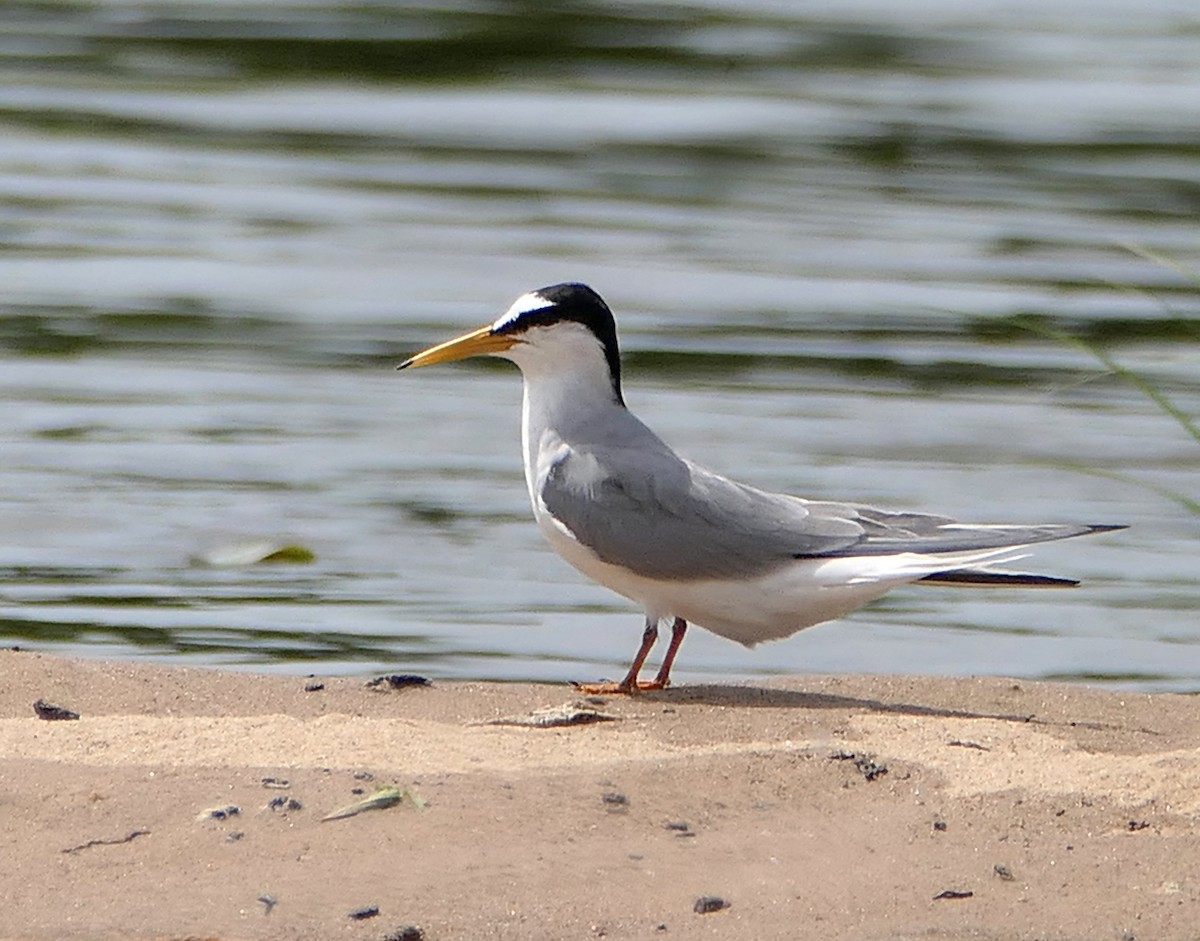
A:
[[1084, 524, 1127, 534], [920, 570, 1081, 587]]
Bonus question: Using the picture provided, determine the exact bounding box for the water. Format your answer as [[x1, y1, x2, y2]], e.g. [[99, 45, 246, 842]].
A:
[[1, 0, 1197, 691]]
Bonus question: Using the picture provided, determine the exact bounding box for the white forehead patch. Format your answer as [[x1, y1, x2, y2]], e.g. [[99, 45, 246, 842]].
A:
[[492, 291, 555, 331]]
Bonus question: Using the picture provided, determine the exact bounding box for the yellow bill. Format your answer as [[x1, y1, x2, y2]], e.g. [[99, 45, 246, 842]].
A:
[[397, 324, 518, 370]]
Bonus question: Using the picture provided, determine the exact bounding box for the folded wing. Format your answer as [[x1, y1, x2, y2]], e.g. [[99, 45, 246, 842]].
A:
[[540, 441, 1119, 583]]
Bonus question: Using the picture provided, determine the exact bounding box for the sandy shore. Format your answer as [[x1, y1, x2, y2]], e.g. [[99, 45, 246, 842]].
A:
[[1, 649, 1197, 940]]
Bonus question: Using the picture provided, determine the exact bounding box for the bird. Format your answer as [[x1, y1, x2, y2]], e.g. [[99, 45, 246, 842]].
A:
[[399, 282, 1123, 693]]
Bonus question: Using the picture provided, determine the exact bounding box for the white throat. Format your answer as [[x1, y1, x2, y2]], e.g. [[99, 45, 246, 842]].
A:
[[500, 324, 623, 506]]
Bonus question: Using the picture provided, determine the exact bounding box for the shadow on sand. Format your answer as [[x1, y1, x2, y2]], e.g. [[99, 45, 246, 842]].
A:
[[650, 683, 1040, 725]]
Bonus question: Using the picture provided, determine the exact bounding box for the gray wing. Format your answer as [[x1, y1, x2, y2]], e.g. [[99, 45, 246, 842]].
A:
[[540, 441, 1115, 582], [540, 443, 859, 579]]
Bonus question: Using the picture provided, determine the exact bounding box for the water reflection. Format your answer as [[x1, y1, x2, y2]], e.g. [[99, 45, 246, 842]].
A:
[[0, 0, 1196, 689]]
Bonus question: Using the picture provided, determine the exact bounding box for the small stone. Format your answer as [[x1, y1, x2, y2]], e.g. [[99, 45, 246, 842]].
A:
[[932, 889, 973, 900], [198, 804, 241, 822], [693, 896, 729, 914], [381, 927, 423, 941], [366, 674, 431, 690], [33, 699, 80, 721], [829, 750, 888, 781], [348, 905, 380, 920]]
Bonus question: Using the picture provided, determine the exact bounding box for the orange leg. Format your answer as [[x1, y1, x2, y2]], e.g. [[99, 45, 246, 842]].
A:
[[650, 618, 688, 689], [575, 617, 688, 694]]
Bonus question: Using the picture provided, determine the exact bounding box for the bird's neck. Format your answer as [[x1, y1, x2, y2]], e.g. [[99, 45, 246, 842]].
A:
[[518, 360, 625, 503]]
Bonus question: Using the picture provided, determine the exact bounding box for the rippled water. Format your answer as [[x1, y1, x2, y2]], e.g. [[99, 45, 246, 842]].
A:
[[1, 1, 1197, 690]]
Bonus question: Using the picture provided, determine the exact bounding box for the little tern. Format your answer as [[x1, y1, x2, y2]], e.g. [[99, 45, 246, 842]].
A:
[[399, 282, 1123, 692]]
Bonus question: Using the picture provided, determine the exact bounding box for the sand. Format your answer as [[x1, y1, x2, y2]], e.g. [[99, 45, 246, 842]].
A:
[[1, 648, 1197, 940]]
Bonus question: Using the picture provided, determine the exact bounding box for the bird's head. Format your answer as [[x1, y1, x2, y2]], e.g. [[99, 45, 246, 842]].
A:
[[399, 282, 624, 405]]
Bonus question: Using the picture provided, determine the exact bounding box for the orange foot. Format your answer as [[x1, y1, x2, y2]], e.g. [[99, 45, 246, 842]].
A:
[[572, 678, 669, 695]]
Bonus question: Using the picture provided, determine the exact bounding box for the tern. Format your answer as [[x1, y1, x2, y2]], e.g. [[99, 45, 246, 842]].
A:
[[399, 282, 1122, 692]]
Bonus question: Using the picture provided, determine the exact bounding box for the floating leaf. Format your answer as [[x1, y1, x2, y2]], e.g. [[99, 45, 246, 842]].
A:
[[258, 544, 317, 564], [192, 540, 316, 567]]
